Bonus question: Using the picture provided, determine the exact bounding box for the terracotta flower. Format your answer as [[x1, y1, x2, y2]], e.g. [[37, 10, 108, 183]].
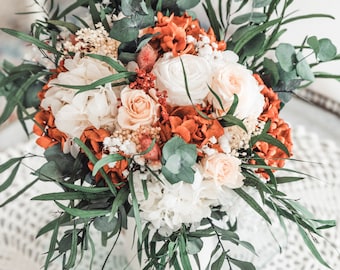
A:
[[251, 75, 293, 178], [158, 105, 224, 149]]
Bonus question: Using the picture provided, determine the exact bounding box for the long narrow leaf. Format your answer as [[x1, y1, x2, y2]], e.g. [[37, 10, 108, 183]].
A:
[[0, 162, 21, 192], [0, 157, 23, 173], [55, 72, 135, 93], [282, 14, 334, 25], [44, 218, 60, 270], [59, 182, 110, 193], [1, 28, 60, 55], [74, 138, 117, 196], [110, 186, 129, 219], [0, 178, 39, 207], [55, 201, 110, 219], [233, 18, 281, 54], [92, 154, 125, 176], [296, 222, 332, 269], [32, 191, 110, 201], [234, 188, 271, 224], [87, 54, 127, 72]]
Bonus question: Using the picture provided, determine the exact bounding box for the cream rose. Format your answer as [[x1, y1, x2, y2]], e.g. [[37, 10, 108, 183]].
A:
[[117, 87, 159, 130], [152, 52, 211, 106], [201, 153, 244, 189], [208, 58, 264, 119]]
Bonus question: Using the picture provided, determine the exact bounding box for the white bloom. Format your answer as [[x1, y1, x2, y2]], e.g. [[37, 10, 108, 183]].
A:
[[42, 54, 118, 138], [152, 53, 211, 106], [208, 54, 265, 119], [133, 170, 211, 236]]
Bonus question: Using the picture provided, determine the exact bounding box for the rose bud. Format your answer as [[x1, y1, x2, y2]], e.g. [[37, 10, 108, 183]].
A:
[[137, 43, 158, 72], [139, 135, 161, 161]]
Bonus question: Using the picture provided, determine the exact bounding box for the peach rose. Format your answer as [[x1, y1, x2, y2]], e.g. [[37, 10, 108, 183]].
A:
[[208, 57, 264, 119], [201, 153, 244, 189], [117, 87, 159, 130]]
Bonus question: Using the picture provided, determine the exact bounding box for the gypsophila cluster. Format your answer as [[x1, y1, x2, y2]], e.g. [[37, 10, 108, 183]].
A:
[[63, 23, 120, 58]]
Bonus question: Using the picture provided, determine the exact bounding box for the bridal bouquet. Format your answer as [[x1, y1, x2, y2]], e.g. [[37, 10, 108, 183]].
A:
[[0, 0, 339, 269]]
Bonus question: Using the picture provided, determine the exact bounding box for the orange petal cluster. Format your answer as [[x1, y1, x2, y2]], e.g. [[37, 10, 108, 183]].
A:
[[158, 105, 224, 150], [145, 12, 226, 56], [80, 127, 129, 187], [33, 109, 68, 149], [251, 74, 293, 179]]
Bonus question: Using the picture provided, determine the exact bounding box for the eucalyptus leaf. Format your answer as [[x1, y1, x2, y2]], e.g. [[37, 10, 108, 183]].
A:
[[276, 43, 296, 72], [317, 38, 337, 61], [93, 216, 118, 233], [177, 0, 200, 10], [164, 154, 182, 174], [253, 0, 272, 8], [307, 36, 320, 55], [296, 52, 315, 81], [44, 144, 75, 175], [35, 161, 63, 182]]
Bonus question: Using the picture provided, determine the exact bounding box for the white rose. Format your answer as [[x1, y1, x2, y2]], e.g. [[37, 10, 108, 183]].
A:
[[152, 52, 211, 106], [208, 58, 264, 119], [117, 87, 159, 130], [201, 153, 244, 189]]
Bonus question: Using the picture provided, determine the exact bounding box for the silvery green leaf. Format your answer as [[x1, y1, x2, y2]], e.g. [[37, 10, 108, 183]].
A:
[[253, 0, 272, 8], [317, 38, 337, 61], [93, 216, 118, 233], [296, 52, 315, 82], [186, 236, 203, 254], [276, 43, 296, 72], [165, 154, 182, 174]]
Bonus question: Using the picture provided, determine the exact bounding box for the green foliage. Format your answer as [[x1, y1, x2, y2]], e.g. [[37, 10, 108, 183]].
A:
[[161, 136, 197, 184]]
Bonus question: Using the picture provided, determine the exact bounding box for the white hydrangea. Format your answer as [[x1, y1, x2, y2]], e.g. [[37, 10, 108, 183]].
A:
[[133, 170, 212, 236]]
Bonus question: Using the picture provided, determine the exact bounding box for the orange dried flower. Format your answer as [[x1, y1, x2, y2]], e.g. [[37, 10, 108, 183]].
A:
[[158, 105, 224, 149], [251, 75, 293, 179], [33, 110, 67, 149], [80, 127, 128, 188], [145, 12, 226, 56]]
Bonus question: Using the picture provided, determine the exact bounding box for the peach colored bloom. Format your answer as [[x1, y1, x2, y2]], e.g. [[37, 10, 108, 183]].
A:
[[201, 153, 244, 189], [117, 87, 159, 130]]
